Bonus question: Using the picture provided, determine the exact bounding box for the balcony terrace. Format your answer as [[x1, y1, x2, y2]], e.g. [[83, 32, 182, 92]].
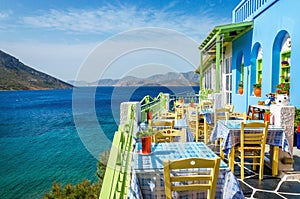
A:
[[99, 90, 300, 199]]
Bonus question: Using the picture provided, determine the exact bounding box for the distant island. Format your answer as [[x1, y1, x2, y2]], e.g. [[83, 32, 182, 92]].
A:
[[0, 49, 199, 90], [0, 50, 73, 91], [69, 71, 199, 87]]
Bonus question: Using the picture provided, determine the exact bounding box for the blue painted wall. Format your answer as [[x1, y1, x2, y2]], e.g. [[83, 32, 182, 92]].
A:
[[232, 0, 300, 110]]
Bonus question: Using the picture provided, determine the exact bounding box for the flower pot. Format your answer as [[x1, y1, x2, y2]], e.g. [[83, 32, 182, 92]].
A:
[[141, 136, 152, 154], [254, 88, 261, 97], [147, 112, 152, 122], [238, 87, 243, 95], [264, 113, 270, 123]]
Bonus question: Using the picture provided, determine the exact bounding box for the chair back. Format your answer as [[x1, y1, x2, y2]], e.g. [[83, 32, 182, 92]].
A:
[[153, 128, 186, 143], [214, 107, 230, 124], [200, 100, 213, 110], [240, 122, 268, 148], [174, 101, 184, 119], [187, 106, 200, 141], [230, 112, 247, 121], [149, 120, 174, 129], [163, 157, 221, 199], [159, 111, 177, 120], [224, 104, 234, 112]]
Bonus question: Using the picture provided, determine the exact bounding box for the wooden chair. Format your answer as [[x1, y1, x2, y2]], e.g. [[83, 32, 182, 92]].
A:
[[159, 111, 177, 120], [247, 105, 263, 120], [149, 120, 174, 129], [163, 157, 221, 199], [187, 106, 204, 142], [230, 112, 247, 120], [233, 121, 268, 180], [224, 104, 234, 113], [200, 100, 213, 110], [152, 128, 186, 143], [213, 107, 230, 159], [174, 101, 184, 119]]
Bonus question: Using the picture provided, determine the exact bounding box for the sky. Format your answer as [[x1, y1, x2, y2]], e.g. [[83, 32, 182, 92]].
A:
[[0, 0, 240, 82]]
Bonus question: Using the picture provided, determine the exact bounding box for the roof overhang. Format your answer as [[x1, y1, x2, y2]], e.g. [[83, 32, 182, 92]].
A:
[[195, 21, 253, 74], [199, 21, 253, 53]]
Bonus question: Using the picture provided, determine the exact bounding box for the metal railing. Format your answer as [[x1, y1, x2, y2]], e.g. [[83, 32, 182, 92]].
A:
[[140, 92, 168, 122], [99, 105, 135, 199], [232, 0, 278, 23]]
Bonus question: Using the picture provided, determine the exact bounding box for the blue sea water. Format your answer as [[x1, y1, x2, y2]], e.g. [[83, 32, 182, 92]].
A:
[[0, 86, 199, 198]]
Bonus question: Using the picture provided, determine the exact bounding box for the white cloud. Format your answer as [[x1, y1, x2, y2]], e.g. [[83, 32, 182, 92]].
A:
[[21, 4, 230, 41], [0, 10, 12, 20]]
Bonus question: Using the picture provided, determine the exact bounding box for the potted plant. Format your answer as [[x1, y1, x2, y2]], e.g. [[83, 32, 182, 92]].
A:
[[275, 76, 290, 95], [137, 128, 154, 154], [145, 107, 152, 122], [264, 110, 271, 123], [190, 98, 195, 107], [253, 83, 262, 97], [238, 81, 243, 95]]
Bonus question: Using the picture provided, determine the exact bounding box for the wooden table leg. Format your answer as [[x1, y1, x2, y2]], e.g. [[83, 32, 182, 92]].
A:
[[272, 146, 279, 176], [219, 138, 224, 160], [204, 117, 208, 144], [229, 146, 235, 172]]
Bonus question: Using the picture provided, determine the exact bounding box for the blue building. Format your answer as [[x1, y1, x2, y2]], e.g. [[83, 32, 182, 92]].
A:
[[198, 0, 300, 112]]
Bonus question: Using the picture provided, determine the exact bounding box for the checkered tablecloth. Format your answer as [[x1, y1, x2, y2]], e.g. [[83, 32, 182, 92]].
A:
[[210, 120, 291, 154], [174, 117, 195, 142], [130, 142, 244, 199]]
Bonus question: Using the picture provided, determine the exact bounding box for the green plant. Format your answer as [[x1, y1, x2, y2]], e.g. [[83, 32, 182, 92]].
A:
[[238, 81, 243, 88], [137, 128, 154, 138], [253, 83, 262, 88], [275, 82, 290, 94]]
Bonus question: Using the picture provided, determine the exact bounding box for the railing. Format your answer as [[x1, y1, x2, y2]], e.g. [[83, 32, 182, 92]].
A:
[[99, 105, 135, 199], [169, 90, 213, 110], [140, 92, 168, 122], [232, 0, 279, 23]]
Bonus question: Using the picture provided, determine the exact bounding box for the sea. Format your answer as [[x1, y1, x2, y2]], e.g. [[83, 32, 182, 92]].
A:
[[0, 86, 199, 199]]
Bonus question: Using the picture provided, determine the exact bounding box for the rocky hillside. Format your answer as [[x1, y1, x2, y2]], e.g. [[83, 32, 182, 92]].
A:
[[0, 50, 73, 90], [72, 71, 199, 86]]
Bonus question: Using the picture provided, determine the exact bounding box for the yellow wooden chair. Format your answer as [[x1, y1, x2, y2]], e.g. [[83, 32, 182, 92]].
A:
[[224, 104, 234, 113], [149, 120, 174, 129], [163, 157, 221, 199], [213, 107, 230, 159], [159, 111, 177, 120], [233, 121, 268, 180], [200, 100, 213, 110], [187, 106, 204, 142], [174, 101, 184, 119], [230, 112, 247, 120], [152, 128, 186, 143]]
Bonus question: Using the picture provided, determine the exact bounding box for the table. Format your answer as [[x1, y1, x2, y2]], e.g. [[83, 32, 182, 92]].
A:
[[250, 105, 270, 110], [210, 120, 291, 176], [151, 118, 194, 142], [131, 142, 244, 199]]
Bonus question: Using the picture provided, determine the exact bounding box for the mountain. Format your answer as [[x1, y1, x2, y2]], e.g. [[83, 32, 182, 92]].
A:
[[76, 71, 199, 86], [0, 50, 73, 90]]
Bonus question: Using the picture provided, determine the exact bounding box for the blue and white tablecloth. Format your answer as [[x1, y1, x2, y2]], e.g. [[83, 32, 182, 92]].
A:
[[130, 142, 244, 199], [210, 120, 291, 154]]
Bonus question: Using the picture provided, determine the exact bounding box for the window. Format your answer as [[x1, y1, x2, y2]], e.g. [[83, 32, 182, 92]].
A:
[[223, 57, 232, 104], [203, 69, 212, 90], [280, 50, 290, 84], [257, 58, 262, 83]]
